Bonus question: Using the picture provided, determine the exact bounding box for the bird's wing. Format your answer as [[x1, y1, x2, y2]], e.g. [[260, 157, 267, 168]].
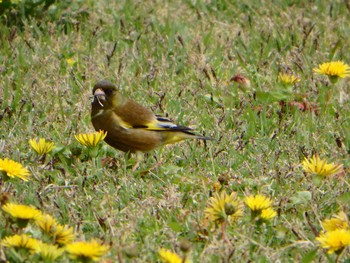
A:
[[113, 99, 192, 132], [144, 116, 193, 131]]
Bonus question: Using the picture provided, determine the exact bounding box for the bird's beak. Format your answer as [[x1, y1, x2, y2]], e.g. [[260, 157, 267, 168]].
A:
[[92, 88, 106, 107]]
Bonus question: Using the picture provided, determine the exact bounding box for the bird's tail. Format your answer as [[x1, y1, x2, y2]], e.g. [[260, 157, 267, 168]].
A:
[[195, 134, 213, 141], [162, 130, 213, 145]]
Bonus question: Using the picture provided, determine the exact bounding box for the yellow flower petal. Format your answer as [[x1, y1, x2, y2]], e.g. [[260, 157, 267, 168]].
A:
[[278, 73, 300, 84], [244, 194, 273, 212], [302, 154, 343, 177], [2, 203, 42, 220], [158, 248, 191, 263], [260, 208, 277, 221], [313, 61, 350, 78], [29, 138, 55, 155], [54, 224, 75, 246], [66, 58, 77, 66], [205, 191, 244, 223], [1, 234, 40, 254], [322, 211, 349, 232], [36, 213, 58, 234], [37, 243, 65, 261], [316, 229, 350, 254], [0, 158, 31, 181], [75, 130, 107, 147], [66, 240, 109, 261]]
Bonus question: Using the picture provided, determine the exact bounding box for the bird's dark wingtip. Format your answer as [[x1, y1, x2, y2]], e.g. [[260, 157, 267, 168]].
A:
[[181, 130, 213, 141]]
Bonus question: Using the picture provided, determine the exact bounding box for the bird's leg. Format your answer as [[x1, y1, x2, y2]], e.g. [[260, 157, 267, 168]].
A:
[[131, 151, 143, 172], [150, 148, 164, 171], [149, 159, 163, 171], [140, 148, 163, 174]]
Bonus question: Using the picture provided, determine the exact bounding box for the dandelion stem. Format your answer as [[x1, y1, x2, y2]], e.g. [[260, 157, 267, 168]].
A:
[[221, 219, 232, 247]]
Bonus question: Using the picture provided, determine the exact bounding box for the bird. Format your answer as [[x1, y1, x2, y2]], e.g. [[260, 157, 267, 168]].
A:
[[91, 80, 212, 171]]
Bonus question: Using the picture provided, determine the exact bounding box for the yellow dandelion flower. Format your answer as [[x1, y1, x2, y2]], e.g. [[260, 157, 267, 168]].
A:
[[36, 213, 58, 234], [66, 58, 77, 66], [260, 208, 277, 221], [2, 203, 42, 227], [54, 224, 75, 246], [29, 138, 55, 156], [302, 154, 343, 177], [75, 130, 107, 147], [37, 242, 64, 261], [1, 234, 40, 254], [205, 191, 244, 224], [322, 211, 349, 232], [158, 248, 191, 263], [36, 214, 74, 245], [0, 158, 31, 181], [314, 61, 350, 80], [316, 229, 350, 254], [278, 72, 300, 84], [244, 194, 273, 211], [66, 240, 109, 262]]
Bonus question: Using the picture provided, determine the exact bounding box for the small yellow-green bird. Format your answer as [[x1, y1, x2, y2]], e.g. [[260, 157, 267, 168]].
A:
[[91, 80, 211, 170]]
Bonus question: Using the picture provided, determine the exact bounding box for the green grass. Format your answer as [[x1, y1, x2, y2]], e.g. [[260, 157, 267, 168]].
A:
[[1, 0, 350, 262]]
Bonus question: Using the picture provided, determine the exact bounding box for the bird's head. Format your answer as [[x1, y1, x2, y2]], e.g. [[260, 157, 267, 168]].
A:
[[92, 80, 119, 109]]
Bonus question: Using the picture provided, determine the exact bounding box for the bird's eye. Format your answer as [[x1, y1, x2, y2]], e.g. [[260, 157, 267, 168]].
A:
[[104, 88, 113, 95]]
